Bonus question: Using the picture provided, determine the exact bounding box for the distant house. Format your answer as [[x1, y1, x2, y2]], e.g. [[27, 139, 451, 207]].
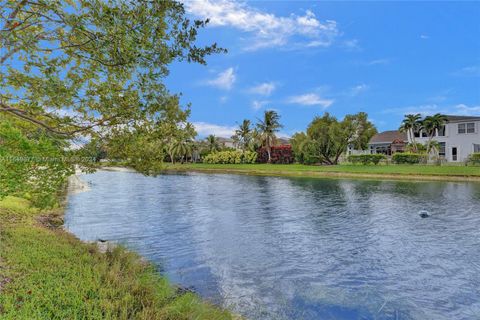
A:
[[216, 137, 236, 149], [366, 115, 480, 162], [368, 130, 408, 156], [412, 115, 480, 162]]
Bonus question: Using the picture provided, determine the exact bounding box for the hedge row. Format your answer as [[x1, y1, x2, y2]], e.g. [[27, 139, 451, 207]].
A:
[[392, 153, 427, 164], [467, 153, 480, 165], [348, 154, 386, 165], [203, 150, 257, 164]]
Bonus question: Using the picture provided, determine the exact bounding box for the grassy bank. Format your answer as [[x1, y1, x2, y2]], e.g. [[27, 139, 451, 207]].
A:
[[163, 163, 480, 182], [0, 196, 233, 320]]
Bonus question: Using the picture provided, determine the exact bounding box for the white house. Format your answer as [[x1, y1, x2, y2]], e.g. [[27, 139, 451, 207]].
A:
[[412, 115, 480, 162]]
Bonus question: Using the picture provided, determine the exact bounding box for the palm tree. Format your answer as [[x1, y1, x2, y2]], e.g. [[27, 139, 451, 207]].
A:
[[256, 110, 283, 163], [422, 113, 448, 154], [399, 114, 422, 152], [233, 119, 252, 151], [169, 139, 193, 164], [205, 135, 220, 153]]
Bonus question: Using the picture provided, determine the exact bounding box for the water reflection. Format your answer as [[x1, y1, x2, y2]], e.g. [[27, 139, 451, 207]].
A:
[[65, 171, 480, 320]]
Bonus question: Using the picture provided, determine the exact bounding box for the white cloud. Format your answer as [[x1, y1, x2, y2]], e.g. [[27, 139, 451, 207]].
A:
[[206, 67, 236, 90], [420, 34, 429, 39], [349, 84, 369, 96], [248, 82, 276, 96], [342, 39, 361, 50], [366, 58, 390, 66], [192, 121, 236, 138], [454, 104, 480, 115], [382, 103, 480, 116], [251, 100, 269, 111], [183, 0, 339, 50], [453, 65, 480, 77], [287, 93, 334, 108]]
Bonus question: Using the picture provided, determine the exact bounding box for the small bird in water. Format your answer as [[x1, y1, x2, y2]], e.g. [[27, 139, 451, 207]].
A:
[[419, 210, 430, 218]]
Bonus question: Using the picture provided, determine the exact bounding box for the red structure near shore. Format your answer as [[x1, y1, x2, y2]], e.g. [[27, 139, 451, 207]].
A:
[[257, 145, 294, 164]]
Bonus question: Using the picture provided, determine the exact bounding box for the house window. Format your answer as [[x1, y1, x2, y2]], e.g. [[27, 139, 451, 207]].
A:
[[474, 144, 480, 153], [452, 147, 458, 161], [439, 142, 446, 157], [421, 130, 428, 138], [438, 125, 446, 136], [459, 123, 475, 134]]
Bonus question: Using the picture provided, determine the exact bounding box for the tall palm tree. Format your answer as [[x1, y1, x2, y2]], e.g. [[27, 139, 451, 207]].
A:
[[256, 110, 283, 163], [233, 119, 252, 151], [205, 134, 220, 153], [399, 114, 422, 152], [422, 113, 448, 154]]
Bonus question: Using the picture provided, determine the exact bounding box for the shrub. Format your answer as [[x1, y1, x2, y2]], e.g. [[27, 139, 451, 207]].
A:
[[392, 153, 426, 164], [467, 153, 480, 166], [202, 150, 257, 164], [257, 145, 294, 164], [348, 154, 386, 165]]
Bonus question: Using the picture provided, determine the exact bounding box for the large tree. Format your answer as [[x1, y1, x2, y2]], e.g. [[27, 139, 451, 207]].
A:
[[306, 112, 376, 165], [0, 0, 224, 138], [256, 110, 282, 163]]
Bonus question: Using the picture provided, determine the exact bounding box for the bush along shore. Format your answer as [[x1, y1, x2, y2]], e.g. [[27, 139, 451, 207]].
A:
[[0, 194, 234, 320]]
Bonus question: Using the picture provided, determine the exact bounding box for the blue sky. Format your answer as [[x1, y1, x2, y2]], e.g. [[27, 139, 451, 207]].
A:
[[166, 1, 480, 138]]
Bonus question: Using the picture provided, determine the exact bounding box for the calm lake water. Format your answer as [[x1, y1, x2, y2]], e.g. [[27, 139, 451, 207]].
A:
[[65, 171, 480, 320]]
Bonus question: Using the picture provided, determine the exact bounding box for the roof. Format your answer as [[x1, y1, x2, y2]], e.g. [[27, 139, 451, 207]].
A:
[[444, 115, 480, 123], [369, 130, 407, 144], [216, 137, 233, 143]]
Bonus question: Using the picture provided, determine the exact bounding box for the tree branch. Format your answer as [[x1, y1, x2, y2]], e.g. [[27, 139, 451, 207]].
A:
[[0, 102, 117, 136]]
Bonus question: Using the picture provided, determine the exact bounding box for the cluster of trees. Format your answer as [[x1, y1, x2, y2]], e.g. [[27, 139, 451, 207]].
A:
[[230, 110, 283, 162], [399, 113, 448, 155], [290, 112, 377, 165], [0, 0, 223, 203]]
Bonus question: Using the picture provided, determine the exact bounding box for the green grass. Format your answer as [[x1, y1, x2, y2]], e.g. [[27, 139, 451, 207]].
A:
[[0, 198, 233, 320], [164, 163, 480, 180]]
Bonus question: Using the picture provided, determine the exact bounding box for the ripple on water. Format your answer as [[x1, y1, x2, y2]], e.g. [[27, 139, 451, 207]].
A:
[[65, 171, 480, 320]]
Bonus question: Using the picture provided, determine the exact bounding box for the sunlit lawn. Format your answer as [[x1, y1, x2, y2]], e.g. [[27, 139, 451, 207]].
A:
[[165, 163, 480, 177]]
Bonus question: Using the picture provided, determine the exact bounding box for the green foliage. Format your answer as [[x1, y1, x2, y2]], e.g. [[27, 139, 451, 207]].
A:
[[299, 112, 377, 165], [1, 0, 224, 140], [0, 120, 74, 207], [406, 142, 427, 153], [290, 132, 308, 163], [203, 150, 257, 164], [399, 114, 422, 152], [348, 154, 386, 165], [467, 153, 480, 166], [392, 153, 427, 164], [1, 0, 224, 175], [256, 110, 283, 162], [231, 119, 252, 151]]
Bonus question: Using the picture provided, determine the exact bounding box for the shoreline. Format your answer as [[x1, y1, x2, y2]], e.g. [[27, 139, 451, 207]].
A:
[[162, 165, 480, 183], [0, 174, 234, 319]]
